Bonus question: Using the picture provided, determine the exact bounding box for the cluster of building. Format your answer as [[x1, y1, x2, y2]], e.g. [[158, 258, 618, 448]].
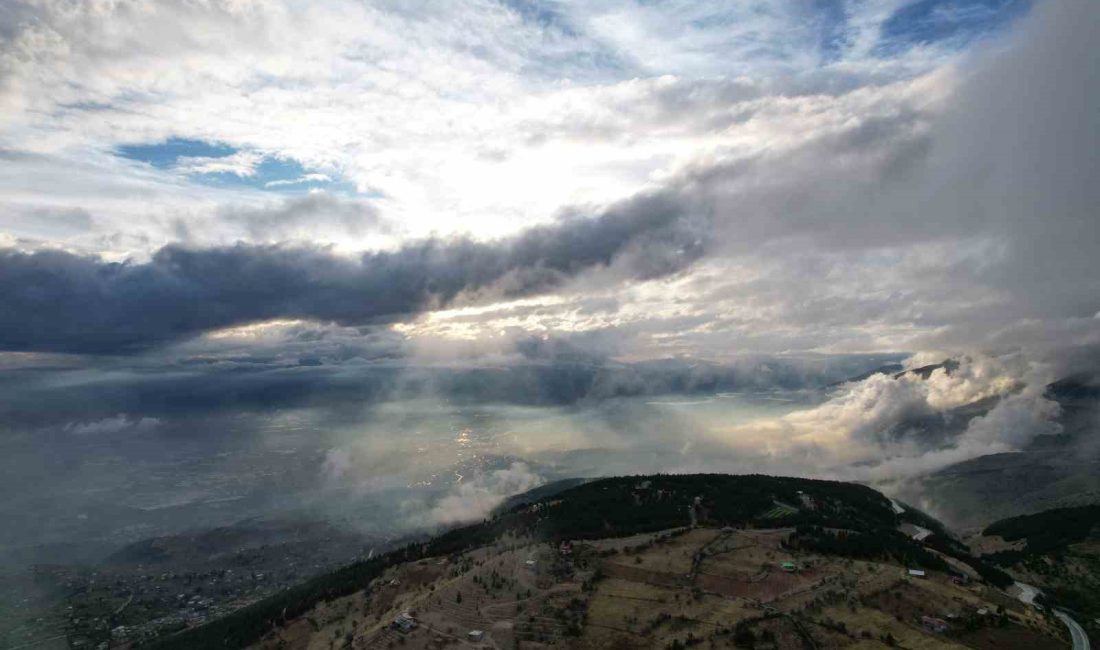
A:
[[61, 564, 322, 648]]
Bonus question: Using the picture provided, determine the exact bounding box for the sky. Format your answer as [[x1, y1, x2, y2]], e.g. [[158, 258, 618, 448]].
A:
[[0, 0, 1098, 538]]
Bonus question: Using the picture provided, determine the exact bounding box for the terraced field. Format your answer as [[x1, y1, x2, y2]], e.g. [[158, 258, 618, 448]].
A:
[[221, 474, 1075, 650], [248, 523, 1068, 649]]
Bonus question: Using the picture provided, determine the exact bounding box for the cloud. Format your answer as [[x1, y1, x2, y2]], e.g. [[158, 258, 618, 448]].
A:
[[0, 1, 1093, 396], [713, 353, 1061, 480], [215, 193, 385, 243], [395, 0, 1099, 363], [0, 0, 1029, 254], [264, 174, 332, 188], [0, 186, 706, 353], [428, 462, 543, 525], [0, 206, 95, 241], [175, 151, 264, 177], [64, 413, 160, 436], [4, 0, 1099, 579]]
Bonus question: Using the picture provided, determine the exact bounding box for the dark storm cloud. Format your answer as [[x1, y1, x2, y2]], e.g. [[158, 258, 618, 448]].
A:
[[0, 190, 706, 353], [0, 345, 901, 432]]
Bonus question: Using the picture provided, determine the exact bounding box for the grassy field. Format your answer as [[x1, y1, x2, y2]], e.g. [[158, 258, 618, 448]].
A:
[[762, 501, 800, 520]]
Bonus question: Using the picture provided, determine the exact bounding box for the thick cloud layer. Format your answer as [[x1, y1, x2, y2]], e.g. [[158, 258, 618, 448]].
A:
[[0, 189, 703, 353], [1, 2, 1095, 363], [0, 0, 1098, 559], [715, 354, 1060, 478], [427, 462, 544, 526]]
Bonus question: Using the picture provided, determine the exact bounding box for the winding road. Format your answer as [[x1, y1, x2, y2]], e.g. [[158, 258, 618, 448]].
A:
[[1015, 582, 1090, 650], [1055, 610, 1091, 650]]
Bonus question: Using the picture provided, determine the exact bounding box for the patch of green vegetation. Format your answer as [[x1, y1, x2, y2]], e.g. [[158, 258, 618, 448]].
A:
[[525, 473, 898, 539], [761, 506, 791, 519]]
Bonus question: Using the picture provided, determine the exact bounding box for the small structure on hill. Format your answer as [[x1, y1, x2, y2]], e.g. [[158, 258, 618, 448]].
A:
[[467, 629, 484, 642], [780, 561, 798, 572], [899, 523, 934, 541], [797, 491, 819, 510], [689, 495, 711, 528], [393, 612, 418, 633], [921, 615, 948, 634], [908, 569, 926, 578]]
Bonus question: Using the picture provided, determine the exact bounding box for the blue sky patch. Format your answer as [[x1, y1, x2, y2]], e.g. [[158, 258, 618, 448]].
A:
[[117, 137, 235, 169], [117, 138, 355, 194], [876, 0, 1031, 55], [812, 0, 851, 64], [199, 157, 345, 193]]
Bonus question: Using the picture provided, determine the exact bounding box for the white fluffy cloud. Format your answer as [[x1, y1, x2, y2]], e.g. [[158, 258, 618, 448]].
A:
[[428, 462, 545, 526], [710, 353, 1061, 480], [0, 0, 1016, 254], [0, 0, 1096, 378]]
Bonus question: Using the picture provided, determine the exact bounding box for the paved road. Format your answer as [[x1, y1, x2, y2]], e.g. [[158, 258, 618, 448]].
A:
[[1055, 610, 1091, 650], [1015, 582, 1090, 650]]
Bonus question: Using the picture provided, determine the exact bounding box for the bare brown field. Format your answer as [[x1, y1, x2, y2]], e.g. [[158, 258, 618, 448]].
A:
[[956, 624, 1068, 650], [252, 526, 1069, 650]]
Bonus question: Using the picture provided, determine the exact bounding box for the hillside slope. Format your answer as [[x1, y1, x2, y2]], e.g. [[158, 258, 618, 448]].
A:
[[913, 373, 1100, 530], [146, 474, 1068, 650], [975, 506, 1100, 647]]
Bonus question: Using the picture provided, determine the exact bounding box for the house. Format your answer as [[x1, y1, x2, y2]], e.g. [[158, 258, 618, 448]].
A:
[[393, 612, 417, 633], [898, 523, 934, 541], [780, 561, 797, 572], [689, 495, 711, 527], [797, 492, 818, 510], [468, 630, 485, 642], [921, 616, 948, 633], [908, 569, 926, 578]]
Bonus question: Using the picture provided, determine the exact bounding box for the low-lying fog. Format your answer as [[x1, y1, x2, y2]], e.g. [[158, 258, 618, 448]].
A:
[[0, 388, 818, 567], [2, 350, 1081, 571]]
